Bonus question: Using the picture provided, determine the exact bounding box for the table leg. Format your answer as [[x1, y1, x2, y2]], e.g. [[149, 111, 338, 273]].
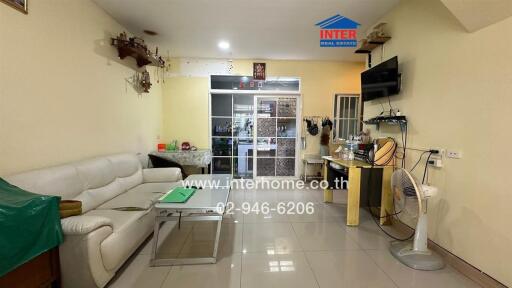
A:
[[151, 214, 223, 266], [323, 159, 333, 203], [303, 161, 307, 182], [150, 218, 161, 266], [380, 166, 393, 225], [212, 219, 222, 261], [347, 167, 361, 226]]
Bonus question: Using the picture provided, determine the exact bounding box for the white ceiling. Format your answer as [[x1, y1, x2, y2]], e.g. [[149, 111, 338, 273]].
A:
[[440, 0, 512, 32], [94, 0, 400, 61]]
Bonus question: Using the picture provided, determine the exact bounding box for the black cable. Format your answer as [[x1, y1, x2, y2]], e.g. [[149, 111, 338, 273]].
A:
[[410, 151, 430, 172], [422, 153, 433, 184], [366, 138, 415, 241], [400, 130, 405, 168], [379, 100, 386, 115], [387, 96, 395, 116], [403, 125, 408, 168], [399, 124, 408, 168], [425, 159, 432, 184], [368, 141, 433, 241]]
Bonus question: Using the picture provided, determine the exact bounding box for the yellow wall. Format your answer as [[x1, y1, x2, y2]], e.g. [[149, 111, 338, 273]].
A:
[[364, 0, 512, 285], [0, 0, 163, 176], [162, 59, 364, 158]]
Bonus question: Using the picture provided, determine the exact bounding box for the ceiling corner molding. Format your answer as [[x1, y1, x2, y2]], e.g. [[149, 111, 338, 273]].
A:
[[165, 58, 233, 78], [440, 0, 512, 32]]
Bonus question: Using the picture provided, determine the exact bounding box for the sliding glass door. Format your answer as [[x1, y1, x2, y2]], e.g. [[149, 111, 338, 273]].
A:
[[254, 96, 298, 177]]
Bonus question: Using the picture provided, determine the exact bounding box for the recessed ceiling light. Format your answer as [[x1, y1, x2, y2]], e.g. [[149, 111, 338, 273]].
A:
[[218, 41, 230, 50]]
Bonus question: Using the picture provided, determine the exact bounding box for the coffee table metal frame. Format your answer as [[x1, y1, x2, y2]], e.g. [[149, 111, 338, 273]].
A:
[[150, 175, 231, 266]]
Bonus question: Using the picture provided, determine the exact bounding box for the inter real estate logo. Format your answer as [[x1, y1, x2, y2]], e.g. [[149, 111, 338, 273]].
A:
[[316, 14, 360, 47]]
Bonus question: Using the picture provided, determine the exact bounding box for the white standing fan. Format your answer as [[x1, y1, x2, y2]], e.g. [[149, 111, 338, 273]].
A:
[[389, 168, 444, 270]]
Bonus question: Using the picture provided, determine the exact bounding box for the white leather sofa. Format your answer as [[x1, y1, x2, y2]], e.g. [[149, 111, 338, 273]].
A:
[[4, 153, 182, 288]]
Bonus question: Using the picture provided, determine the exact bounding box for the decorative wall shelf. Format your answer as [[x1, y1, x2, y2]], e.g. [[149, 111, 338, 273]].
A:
[[111, 32, 166, 93], [355, 37, 392, 54], [111, 32, 165, 68], [368, 36, 392, 45], [355, 23, 391, 55]]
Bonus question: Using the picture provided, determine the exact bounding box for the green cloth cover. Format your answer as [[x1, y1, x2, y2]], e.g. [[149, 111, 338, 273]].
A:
[[0, 178, 63, 277], [160, 187, 196, 203]]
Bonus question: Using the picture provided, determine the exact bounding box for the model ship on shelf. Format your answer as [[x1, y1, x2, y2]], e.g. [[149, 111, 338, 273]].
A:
[[111, 32, 165, 68]]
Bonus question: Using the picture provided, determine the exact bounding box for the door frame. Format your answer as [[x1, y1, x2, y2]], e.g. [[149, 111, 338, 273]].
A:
[[209, 76, 302, 179]]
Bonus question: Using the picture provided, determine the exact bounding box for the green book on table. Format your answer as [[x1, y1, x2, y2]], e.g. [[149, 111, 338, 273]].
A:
[[160, 187, 196, 203]]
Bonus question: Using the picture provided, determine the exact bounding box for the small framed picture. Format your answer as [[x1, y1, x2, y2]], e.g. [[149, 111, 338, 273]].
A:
[[1, 0, 28, 14], [253, 63, 266, 80]]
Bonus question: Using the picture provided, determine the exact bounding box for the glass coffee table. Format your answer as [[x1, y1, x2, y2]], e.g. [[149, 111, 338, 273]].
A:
[[150, 174, 231, 266]]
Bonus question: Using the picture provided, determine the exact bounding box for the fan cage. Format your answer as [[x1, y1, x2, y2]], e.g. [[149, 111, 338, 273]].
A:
[[391, 168, 425, 219]]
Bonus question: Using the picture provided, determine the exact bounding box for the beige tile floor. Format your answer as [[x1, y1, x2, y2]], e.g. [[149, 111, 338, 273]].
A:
[[107, 187, 481, 288]]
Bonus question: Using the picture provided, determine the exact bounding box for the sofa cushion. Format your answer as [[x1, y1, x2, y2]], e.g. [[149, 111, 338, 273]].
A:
[[97, 182, 179, 210], [73, 180, 123, 213], [117, 170, 143, 192], [75, 158, 116, 189], [143, 168, 182, 183], [96, 192, 154, 210], [4, 165, 84, 200], [85, 209, 154, 271], [106, 154, 143, 191], [72, 157, 127, 212]]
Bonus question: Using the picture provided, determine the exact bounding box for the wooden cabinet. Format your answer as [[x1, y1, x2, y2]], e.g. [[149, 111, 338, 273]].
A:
[[0, 247, 60, 288]]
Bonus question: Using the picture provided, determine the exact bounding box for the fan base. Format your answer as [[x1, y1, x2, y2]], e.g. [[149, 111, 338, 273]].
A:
[[390, 241, 445, 271]]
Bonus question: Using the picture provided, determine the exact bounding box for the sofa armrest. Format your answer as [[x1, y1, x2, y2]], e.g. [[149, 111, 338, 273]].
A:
[[143, 168, 182, 183], [61, 215, 113, 236]]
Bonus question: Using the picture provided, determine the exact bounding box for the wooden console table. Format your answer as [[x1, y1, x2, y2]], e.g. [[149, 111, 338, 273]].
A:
[[322, 156, 393, 226]]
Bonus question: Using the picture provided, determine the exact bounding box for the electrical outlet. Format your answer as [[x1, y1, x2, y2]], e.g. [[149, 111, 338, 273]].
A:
[[430, 148, 445, 158], [428, 159, 443, 168], [446, 150, 462, 159]]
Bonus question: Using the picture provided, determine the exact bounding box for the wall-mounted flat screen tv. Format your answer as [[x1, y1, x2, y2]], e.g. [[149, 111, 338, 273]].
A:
[[361, 56, 400, 102]]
